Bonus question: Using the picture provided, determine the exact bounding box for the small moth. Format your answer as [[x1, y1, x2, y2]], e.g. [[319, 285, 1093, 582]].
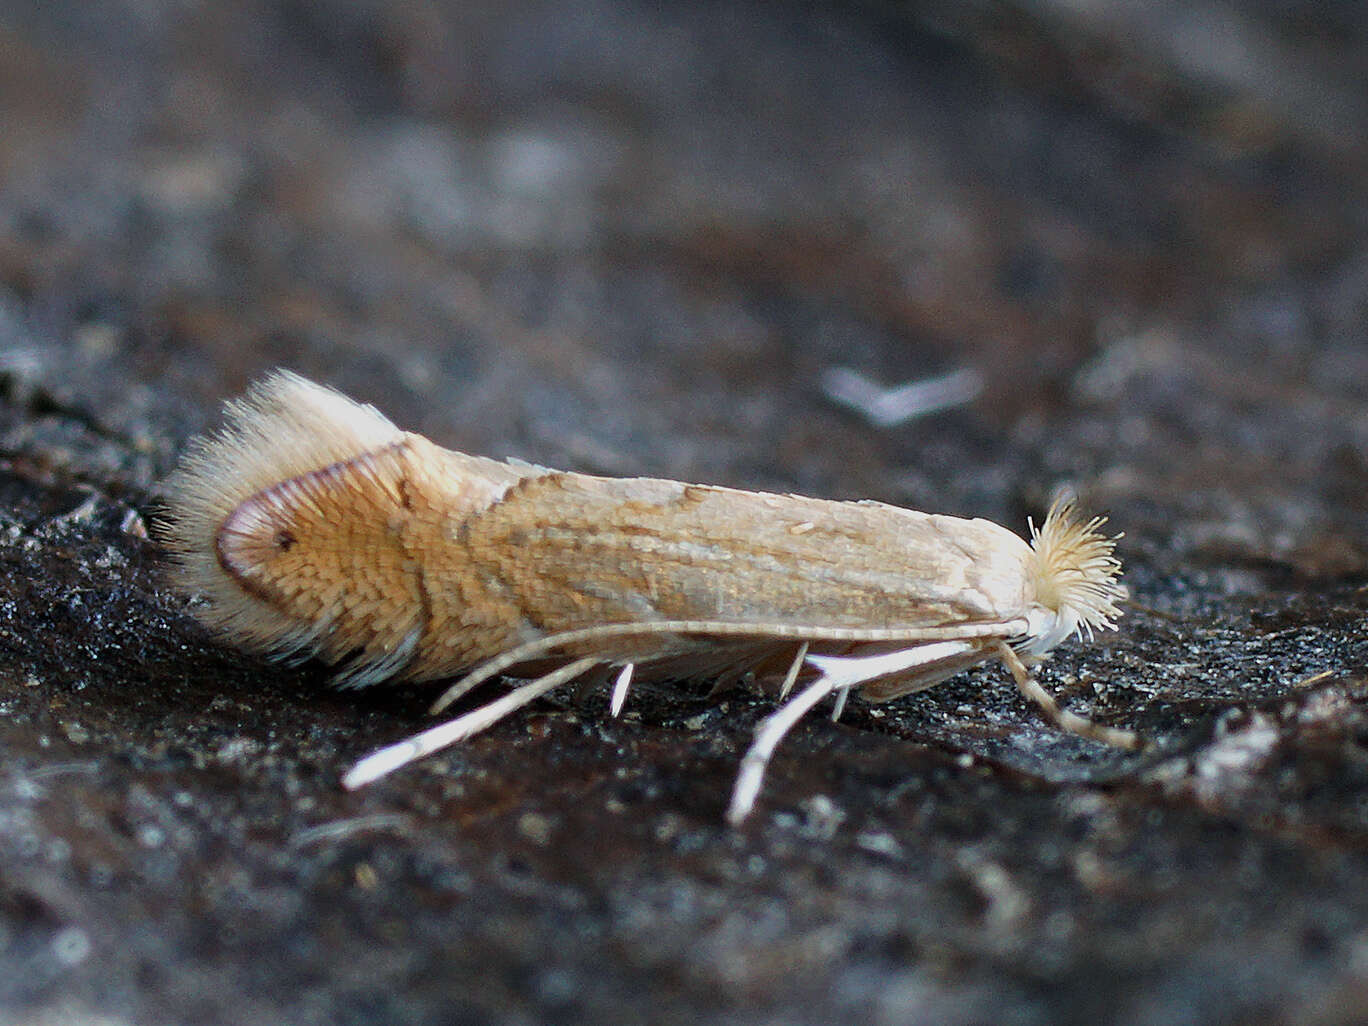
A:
[[163, 371, 1133, 823]]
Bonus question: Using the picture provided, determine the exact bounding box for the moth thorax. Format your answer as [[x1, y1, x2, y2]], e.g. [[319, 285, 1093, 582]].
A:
[[214, 442, 420, 655]]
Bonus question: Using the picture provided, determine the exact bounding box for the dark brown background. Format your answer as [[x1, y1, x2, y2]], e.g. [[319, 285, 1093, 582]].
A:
[[0, 2, 1365, 1023]]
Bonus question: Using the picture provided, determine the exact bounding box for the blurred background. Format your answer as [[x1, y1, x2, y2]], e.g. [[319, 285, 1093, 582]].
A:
[[0, 2, 1365, 1024]]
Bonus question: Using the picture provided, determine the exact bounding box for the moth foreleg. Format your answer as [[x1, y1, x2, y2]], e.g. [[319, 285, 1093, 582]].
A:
[[995, 642, 1141, 750]]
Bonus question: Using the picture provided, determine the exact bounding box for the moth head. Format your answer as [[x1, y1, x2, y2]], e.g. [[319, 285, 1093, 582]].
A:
[[1023, 498, 1126, 652]]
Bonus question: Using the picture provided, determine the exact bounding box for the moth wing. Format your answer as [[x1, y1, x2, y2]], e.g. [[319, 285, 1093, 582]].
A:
[[457, 473, 1040, 638]]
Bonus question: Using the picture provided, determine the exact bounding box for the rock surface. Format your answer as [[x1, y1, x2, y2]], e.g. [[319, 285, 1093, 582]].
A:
[[0, 2, 1365, 1023]]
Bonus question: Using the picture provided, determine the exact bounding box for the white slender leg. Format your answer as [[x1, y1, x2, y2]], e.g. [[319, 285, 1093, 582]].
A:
[[778, 641, 809, 700], [728, 640, 979, 825], [727, 673, 846, 825], [829, 685, 851, 723], [343, 656, 600, 789], [804, 640, 976, 688], [609, 662, 635, 718]]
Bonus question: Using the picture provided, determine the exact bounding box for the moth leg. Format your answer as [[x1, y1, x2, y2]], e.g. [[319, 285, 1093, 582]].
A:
[[727, 672, 847, 825], [995, 642, 1141, 750], [609, 662, 635, 718], [343, 656, 600, 788], [728, 640, 981, 824], [829, 685, 851, 723], [778, 641, 809, 700], [804, 640, 979, 689]]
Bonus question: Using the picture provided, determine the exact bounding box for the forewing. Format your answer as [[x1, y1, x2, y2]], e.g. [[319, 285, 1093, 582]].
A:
[[454, 473, 1035, 637]]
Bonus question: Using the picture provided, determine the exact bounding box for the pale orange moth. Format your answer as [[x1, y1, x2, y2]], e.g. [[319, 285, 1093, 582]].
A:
[[163, 371, 1133, 823]]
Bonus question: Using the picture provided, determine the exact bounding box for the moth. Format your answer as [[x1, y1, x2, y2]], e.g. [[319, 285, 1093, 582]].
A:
[[163, 371, 1133, 823]]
